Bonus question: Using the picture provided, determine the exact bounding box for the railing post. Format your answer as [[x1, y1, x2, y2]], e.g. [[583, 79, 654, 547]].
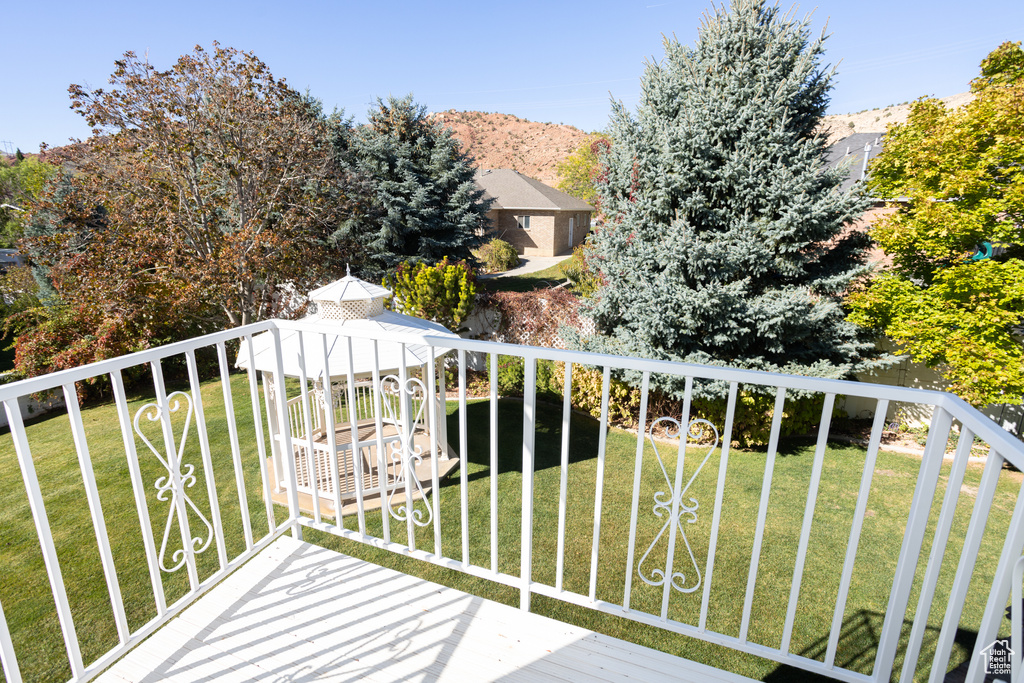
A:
[[520, 356, 537, 612], [3, 399, 85, 679], [0, 594, 21, 683], [874, 407, 952, 678]]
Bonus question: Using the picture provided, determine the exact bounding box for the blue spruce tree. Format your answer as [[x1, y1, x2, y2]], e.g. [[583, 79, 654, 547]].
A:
[[579, 0, 885, 398], [335, 95, 490, 279]]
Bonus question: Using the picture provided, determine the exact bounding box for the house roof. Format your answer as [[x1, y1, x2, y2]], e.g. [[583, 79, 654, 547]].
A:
[[826, 133, 885, 193], [474, 169, 594, 212]]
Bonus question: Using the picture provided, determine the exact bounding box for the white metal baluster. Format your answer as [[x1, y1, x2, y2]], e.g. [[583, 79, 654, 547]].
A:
[[110, 370, 166, 614], [739, 386, 786, 641], [823, 401, 889, 665], [344, 337, 367, 534], [184, 350, 228, 569], [965, 465, 1024, 683], [780, 392, 836, 652], [520, 356, 538, 611], [622, 370, 650, 608], [661, 376, 694, 621], [295, 331, 322, 525], [558, 362, 578, 595], [62, 382, 130, 644], [928, 446, 1005, 682], [872, 407, 951, 678], [458, 349, 470, 566], [899, 424, 977, 681], [371, 340, 388, 542], [427, 353, 442, 556], [210, 343, 253, 551], [150, 360, 200, 589], [490, 351, 499, 573], [399, 344, 416, 550], [436, 357, 449, 465], [243, 335, 275, 533], [318, 333, 344, 529], [3, 399, 85, 678], [699, 380, 739, 631], [1013, 556, 1024, 683], [589, 366, 612, 603], [0, 594, 21, 683], [270, 328, 302, 539]]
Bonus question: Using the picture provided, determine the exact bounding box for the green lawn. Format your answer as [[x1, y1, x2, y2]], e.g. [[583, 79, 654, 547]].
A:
[[481, 258, 571, 293], [0, 376, 1017, 682]]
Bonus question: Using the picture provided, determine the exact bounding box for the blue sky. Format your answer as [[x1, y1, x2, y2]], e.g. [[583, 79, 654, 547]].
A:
[[2, 0, 1020, 153]]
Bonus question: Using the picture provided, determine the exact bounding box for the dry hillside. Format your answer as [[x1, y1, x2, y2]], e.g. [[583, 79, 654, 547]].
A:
[[818, 92, 974, 145], [430, 110, 590, 187]]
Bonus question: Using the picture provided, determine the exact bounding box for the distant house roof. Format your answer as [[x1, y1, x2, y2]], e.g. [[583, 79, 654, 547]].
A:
[[826, 133, 885, 193], [474, 169, 594, 212]]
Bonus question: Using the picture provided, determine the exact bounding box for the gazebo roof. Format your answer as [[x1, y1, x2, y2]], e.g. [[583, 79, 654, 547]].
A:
[[307, 267, 392, 303], [235, 271, 458, 380], [236, 310, 455, 380]]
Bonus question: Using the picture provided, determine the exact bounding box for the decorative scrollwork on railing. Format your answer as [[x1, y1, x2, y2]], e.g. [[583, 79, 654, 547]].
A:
[[133, 391, 214, 573], [636, 417, 719, 594], [380, 375, 432, 527]]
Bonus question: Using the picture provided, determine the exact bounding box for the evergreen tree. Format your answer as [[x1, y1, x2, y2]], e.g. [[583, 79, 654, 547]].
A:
[[578, 0, 885, 398], [335, 95, 491, 279]]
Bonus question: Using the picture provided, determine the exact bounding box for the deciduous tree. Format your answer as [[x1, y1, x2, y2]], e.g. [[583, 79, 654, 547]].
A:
[[32, 43, 363, 328], [13, 44, 369, 378], [0, 154, 53, 247], [555, 133, 610, 208], [847, 42, 1024, 407]]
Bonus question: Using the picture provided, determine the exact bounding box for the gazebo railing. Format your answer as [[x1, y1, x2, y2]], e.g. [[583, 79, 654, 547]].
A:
[[1, 317, 1023, 683]]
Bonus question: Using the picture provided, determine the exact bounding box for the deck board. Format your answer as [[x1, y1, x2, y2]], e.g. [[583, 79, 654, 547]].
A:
[[97, 537, 753, 682]]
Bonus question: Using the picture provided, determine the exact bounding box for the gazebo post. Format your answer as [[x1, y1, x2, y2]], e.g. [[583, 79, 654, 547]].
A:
[[312, 378, 328, 440], [262, 371, 286, 493]]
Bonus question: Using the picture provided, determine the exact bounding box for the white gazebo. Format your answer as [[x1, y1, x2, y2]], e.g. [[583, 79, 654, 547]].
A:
[[237, 270, 460, 517]]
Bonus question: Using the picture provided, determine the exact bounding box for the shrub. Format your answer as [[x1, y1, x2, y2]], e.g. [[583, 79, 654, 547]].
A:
[[496, 355, 524, 396], [554, 363, 834, 447], [482, 287, 583, 348], [476, 238, 520, 273], [384, 258, 477, 332], [560, 242, 600, 298], [553, 362, 641, 426]]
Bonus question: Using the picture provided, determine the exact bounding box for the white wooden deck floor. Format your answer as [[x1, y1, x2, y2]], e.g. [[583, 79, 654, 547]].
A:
[[97, 536, 752, 682]]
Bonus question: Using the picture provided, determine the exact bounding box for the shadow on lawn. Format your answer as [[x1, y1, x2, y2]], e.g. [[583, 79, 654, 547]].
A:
[[763, 608, 991, 682], [446, 398, 603, 476]]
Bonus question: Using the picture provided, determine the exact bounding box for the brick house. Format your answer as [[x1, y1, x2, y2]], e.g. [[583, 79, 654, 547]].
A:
[[474, 169, 594, 256]]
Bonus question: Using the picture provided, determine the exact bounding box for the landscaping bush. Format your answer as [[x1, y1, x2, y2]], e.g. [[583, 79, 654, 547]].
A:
[[475, 238, 520, 273], [496, 355, 524, 396], [560, 242, 600, 298], [482, 287, 583, 348], [553, 362, 834, 447], [384, 258, 477, 332]]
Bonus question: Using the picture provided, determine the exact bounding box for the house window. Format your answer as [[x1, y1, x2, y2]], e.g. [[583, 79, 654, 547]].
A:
[[517, 215, 531, 230]]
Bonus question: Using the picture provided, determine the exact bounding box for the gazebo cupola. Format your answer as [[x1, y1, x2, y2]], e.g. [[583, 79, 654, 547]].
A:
[[308, 265, 391, 321]]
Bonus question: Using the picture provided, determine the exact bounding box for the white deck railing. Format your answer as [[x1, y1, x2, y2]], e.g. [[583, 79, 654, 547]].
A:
[[0, 318, 1022, 683]]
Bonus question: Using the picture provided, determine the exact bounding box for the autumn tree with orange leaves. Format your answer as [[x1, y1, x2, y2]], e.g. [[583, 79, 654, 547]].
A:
[[15, 44, 369, 377]]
